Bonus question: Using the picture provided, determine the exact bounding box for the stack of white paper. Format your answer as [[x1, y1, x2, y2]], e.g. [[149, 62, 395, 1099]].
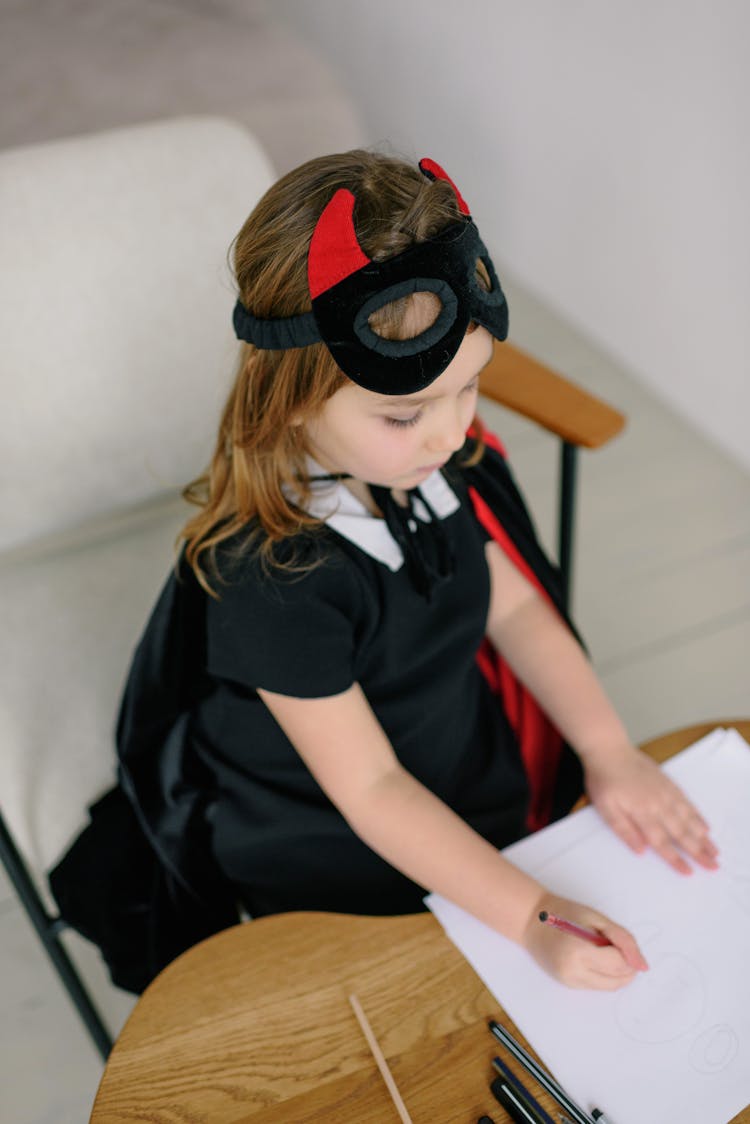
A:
[[426, 727, 750, 1124]]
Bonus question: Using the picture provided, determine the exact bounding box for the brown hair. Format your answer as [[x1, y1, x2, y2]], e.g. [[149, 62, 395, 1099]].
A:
[[180, 149, 486, 593]]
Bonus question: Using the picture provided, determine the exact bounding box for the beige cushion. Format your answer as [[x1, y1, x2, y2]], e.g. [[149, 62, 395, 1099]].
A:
[[0, 115, 274, 552], [0, 501, 186, 904], [0, 117, 275, 901]]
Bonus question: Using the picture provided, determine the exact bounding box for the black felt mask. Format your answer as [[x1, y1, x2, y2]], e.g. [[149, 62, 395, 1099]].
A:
[[233, 159, 509, 395]]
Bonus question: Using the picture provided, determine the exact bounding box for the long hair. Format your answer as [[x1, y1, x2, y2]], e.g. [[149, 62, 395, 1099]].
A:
[[180, 149, 485, 593]]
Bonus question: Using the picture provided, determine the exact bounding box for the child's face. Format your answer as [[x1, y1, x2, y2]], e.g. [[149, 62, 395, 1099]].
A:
[[304, 326, 494, 489]]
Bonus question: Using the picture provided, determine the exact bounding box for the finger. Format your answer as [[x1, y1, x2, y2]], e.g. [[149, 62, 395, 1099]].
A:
[[599, 807, 649, 855], [694, 838, 720, 869], [574, 953, 638, 991], [639, 823, 694, 875], [657, 779, 717, 841], [559, 948, 636, 990], [686, 806, 711, 832], [672, 826, 720, 869], [595, 921, 649, 972], [666, 789, 710, 833], [663, 808, 720, 868], [607, 800, 701, 874], [586, 972, 637, 992], [656, 842, 693, 875]]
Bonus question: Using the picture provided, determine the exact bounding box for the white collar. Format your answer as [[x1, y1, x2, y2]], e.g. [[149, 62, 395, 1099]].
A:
[[298, 458, 460, 571]]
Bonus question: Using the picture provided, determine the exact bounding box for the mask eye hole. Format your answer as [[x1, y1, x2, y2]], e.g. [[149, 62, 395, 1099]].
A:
[[367, 290, 443, 341], [471, 252, 506, 311], [354, 278, 460, 359], [476, 257, 493, 293]]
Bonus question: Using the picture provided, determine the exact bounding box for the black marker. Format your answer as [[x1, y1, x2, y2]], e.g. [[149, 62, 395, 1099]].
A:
[[491, 1076, 548, 1124], [488, 1020, 595, 1124], [491, 1056, 556, 1124]]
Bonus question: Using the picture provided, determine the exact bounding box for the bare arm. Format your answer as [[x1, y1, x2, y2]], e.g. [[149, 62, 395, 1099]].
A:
[[259, 683, 540, 940], [483, 541, 718, 874], [258, 682, 643, 988]]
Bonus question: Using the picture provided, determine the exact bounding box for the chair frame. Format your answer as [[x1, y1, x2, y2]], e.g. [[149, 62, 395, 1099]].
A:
[[0, 811, 113, 1058], [0, 338, 623, 1062], [478, 339, 625, 613]]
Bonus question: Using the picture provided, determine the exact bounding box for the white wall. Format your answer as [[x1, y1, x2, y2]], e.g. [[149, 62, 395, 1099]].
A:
[[273, 0, 750, 471]]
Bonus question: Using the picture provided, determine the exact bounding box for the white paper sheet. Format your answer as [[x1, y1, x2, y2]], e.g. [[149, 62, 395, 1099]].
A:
[[426, 728, 750, 1124]]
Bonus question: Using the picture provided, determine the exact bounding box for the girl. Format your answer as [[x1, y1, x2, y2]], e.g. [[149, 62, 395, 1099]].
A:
[[116, 149, 718, 991]]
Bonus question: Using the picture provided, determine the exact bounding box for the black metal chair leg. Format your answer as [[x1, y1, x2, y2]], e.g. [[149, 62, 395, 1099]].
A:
[[558, 441, 578, 615], [0, 810, 113, 1060]]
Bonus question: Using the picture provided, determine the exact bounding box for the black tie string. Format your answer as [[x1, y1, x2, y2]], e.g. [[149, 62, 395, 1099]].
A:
[[307, 473, 455, 599], [368, 484, 454, 600]]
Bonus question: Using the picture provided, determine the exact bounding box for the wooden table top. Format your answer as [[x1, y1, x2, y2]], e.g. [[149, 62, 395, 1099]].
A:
[[90, 721, 750, 1124]]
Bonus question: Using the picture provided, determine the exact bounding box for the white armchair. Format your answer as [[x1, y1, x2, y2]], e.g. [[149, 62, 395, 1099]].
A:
[[0, 112, 625, 1060], [0, 115, 276, 1055]]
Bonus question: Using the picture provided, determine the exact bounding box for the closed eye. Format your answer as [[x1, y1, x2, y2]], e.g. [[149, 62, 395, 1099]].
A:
[[384, 411, 423, 428], [383, 378, 477, 428]]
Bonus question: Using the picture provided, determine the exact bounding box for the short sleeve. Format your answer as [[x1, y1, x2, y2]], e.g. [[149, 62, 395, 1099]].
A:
[[205, 542, 362, 698]]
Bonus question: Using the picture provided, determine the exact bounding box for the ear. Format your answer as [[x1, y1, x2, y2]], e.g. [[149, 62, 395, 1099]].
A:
[[418, 158, 471, 217], [307, 189, 371, 299]]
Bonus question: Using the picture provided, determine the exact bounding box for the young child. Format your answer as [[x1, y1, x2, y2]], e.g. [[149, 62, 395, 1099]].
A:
[[115, 149, 718, 991]]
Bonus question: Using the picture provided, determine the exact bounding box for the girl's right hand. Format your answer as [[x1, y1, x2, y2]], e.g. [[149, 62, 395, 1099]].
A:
[[521, 893, 649, 990]]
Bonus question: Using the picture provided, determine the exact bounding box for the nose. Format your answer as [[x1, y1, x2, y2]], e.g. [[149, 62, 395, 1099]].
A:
[[425, 401, 468, 455]]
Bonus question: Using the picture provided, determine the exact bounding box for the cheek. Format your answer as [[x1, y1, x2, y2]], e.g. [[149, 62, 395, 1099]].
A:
[[360, 429, 403, 467], [463, 391, 479, 424], [379, 423, 424, 452], [358, 425, 422, 476]]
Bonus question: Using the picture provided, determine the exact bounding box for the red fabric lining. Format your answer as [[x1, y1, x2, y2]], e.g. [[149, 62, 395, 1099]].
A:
[[469, 434, 564, 832], [308, 189, 370, 299], [418, 158, 471, 217]]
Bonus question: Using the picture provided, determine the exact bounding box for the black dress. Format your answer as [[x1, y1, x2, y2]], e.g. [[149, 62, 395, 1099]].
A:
[[193, 463, 530, 916], [50, 439, 583, 991]]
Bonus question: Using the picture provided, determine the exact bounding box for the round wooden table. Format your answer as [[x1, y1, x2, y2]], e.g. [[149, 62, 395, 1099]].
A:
[[90, 721, 750, 1123]]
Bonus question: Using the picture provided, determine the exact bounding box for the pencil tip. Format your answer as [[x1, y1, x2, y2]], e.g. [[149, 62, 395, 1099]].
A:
[[538, 910, 548, 921]]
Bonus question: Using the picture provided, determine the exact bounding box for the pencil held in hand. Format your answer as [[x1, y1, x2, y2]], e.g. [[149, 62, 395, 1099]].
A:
[[538, 911, 613, 948]]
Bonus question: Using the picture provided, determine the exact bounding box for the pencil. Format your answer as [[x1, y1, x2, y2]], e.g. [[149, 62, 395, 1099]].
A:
[[538, 911, 612, 948], [348, 993, 413, 1124]]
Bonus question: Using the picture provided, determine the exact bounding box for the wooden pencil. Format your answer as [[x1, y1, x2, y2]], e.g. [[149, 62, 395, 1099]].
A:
[[348, 993, 413, 1124]]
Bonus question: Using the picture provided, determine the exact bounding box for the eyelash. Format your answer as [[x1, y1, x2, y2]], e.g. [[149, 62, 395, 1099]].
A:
[[384, 411, 422, 429], [383, 379, 479, 429]]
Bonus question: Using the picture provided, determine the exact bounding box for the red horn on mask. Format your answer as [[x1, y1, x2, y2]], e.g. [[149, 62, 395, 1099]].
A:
[[308, 189, 371, 300], [418, 158, 471, 217]]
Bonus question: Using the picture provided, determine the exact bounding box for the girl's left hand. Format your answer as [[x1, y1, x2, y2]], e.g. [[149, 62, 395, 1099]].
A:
[[584, 745, 720, 874]]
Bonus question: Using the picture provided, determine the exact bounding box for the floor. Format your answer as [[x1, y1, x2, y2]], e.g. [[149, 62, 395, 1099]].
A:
[[2, 270, 748, 1124]]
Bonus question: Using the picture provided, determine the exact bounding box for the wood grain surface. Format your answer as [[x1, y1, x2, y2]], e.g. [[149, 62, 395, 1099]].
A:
[[479, 341, 626, 449], [90, 721, 750, 1123]]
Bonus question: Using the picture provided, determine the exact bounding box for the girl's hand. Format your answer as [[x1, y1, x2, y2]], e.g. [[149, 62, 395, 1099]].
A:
[[523, 893, 648, 990], [583, 744, 719, 874]]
